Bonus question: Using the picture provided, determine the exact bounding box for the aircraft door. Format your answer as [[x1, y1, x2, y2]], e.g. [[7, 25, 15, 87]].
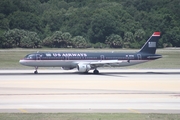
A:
[[137, 54, 142, 60], [65, 56, 69, 60], [36, 54, 41, 60], [100, 55, 104, 60]]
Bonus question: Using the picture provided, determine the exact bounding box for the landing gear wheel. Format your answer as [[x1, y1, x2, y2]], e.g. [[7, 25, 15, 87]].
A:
[[34, 66, 38, 74], [93, 69, 99, 74], [34, 70, 38, 74], [84, 71, 89, 74]]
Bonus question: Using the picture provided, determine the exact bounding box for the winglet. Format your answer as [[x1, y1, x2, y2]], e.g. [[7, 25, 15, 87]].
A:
[[152, 32, 161, 36]]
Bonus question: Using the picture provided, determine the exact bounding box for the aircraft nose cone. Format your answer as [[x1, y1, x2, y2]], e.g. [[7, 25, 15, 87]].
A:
[[19, 59, 25, 65]]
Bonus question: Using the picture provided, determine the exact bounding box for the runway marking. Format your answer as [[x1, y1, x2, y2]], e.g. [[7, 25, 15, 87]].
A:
[[18, 109, 28, 113], [127, 109, 141, 114], [0, 92, 179, 96]]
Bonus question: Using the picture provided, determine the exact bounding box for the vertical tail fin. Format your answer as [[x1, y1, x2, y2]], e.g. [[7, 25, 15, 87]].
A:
[[138, 32, 161, 54]]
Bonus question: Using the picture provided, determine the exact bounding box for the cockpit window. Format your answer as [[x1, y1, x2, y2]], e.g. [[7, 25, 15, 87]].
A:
[[24, 54, 36, 60]]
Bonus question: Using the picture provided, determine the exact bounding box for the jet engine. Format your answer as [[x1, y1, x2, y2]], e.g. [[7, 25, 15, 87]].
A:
[[77, 63, 91, 72]]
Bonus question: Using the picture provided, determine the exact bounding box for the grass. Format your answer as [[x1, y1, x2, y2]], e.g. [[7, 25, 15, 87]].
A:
[[0, 50, 31, 69], [0, 48, 180, 69], [0, 113, 180, 120]]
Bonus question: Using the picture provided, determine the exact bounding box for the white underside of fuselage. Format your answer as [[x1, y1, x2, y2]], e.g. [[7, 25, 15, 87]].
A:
[[19, 59, 150, 68]]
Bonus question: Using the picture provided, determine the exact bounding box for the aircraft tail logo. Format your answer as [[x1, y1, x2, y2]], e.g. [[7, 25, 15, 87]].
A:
[[138, 32, 161, 54]]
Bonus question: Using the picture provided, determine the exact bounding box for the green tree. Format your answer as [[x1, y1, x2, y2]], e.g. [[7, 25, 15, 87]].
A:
[[105, 34, 123, 48], [20, 36, 34, 48], [42, 8, 66, 32], [9, 11, 42, 34], [43, 31, 72, 48], [25, 31, 41, 48], [42, 37, 53, 47], [3, 29, 41, 48], [161, 27, 180, 47], [3, 29, 23, 48], [134, 29, 146, 47], [13, 0, 40, 13], [0, 34, 6, 48], [72, 36, 87, 48], [0, 0, 180, 48], [61, 32, 72, 47], [51, 31, 64, 48], [134, 29, 145, 41], [88, 8, 118, 43], [39, 0, 50, 3], [0, 0, 18, 15], [123, 32, 134, 48]]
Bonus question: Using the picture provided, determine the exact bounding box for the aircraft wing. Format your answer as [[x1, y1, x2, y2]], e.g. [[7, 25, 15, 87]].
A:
[[77, 60, 122, 68]]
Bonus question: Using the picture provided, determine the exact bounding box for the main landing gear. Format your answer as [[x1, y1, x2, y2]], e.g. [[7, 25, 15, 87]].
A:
[[93, 69, 99, 74], [34, 66, 38, 74]]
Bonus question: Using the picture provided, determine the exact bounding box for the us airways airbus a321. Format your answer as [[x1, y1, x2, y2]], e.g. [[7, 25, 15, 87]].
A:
[[19, 32, 162, 74]]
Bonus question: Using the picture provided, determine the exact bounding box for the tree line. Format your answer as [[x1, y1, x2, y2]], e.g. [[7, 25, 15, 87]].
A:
[[0, 0, 180, 48]]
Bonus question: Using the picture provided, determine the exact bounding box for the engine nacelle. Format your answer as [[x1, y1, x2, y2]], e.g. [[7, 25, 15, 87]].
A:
[[62, 67, 74, 70], [77, 63, 91, 72]]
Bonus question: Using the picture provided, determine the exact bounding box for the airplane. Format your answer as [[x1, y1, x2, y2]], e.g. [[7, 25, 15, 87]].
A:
[[19, 32, 162, 74]]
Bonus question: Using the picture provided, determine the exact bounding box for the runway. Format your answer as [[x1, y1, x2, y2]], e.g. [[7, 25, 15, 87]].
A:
[[0, 69, 180, 113]]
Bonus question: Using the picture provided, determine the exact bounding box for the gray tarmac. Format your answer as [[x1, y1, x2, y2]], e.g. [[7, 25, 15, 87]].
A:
[[0, 69, 180, 113]]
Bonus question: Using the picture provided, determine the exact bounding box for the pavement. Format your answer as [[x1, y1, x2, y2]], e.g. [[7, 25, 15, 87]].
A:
[[0, 69, 180, 113]]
